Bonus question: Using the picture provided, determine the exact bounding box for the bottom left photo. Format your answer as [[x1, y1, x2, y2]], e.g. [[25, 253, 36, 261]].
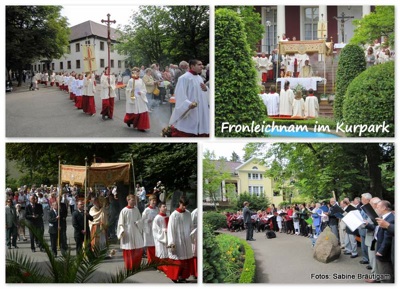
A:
[[5, 142, 198, 283]]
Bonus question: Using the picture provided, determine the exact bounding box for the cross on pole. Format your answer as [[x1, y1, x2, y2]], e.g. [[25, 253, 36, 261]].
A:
[[101, 14, 116, 77], [333, 12, 354, 43]]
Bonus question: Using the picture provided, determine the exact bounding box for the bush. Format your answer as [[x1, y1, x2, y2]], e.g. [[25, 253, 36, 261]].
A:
[[235, 192, 270, 212], [203, 211, 227, 231], [203, 225, 228, 283], [342, 61, 394, 137], [215, 9, 265, 137], [334, 44, 366, 121], [215, 234, 244, 283], [238, 239, 256, 283]]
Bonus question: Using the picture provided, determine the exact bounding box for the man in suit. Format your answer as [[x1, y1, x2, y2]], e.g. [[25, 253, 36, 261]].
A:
[[243, 201, 255, 241], [25, 195, 44, 252], [364, 197, 381, 274], [6, 199, 18, 249], [72, 200, 94, 255], [48, 202, 60, 256], [373, 200, 394, 283]]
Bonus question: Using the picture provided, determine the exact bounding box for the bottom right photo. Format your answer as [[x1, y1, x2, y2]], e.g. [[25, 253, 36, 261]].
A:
[[203, 142, 395, 284]]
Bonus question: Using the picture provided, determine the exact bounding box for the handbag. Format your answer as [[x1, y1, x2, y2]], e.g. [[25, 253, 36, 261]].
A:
[[153, 85, 160, 96]]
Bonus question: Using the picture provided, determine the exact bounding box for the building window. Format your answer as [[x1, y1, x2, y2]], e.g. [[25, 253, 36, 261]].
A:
[[67, 45, 71, 54], [110, 60, 114, 68], [304, 7, 319, 40], [265, 7, 277, 53], [111, 44, 114, 53], [100, 59, 105, 68], [76, 60, 80, 69], [248, 173, 262, 180], [118, 60, 122, 68], [273, 190, 280, 196], [51, 63, 54, 70], [100, 41, 105, 51], [60, 62, 63, 70], [248, 186, 264, 196], [67, 61, 71, 69], [85, 40, 91, 46], [124, 61, 129, 68], [75, 43, 80, 52], [34, 65, 37, 71]]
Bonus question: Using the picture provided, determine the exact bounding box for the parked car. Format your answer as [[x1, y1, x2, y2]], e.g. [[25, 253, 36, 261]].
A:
[[6, 80, 13, 92]]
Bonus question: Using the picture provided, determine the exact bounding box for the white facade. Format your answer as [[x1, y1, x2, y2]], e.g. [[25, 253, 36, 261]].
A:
[[32, 21, 128, 76]]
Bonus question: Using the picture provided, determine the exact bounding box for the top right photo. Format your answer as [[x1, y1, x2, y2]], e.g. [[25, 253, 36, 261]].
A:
[[215, 5, 394, 138]]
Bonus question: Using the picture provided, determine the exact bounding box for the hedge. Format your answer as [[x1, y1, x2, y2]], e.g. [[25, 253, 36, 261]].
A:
[[203, 211, 227, 231], [342, 61, 394, 137], [238, 239, 256, 283]]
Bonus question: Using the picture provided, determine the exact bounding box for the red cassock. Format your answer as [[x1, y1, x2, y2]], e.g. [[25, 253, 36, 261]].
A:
[[124, 112, 150, 130]]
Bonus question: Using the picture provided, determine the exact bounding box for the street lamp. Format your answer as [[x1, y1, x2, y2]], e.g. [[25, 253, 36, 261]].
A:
[[266, 20, 272, 54]]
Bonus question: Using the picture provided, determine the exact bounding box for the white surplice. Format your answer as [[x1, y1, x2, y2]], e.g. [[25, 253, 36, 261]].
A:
[[169, 72, 209, 135], [279, 88, 295, 115], [141, 206, 158, 246], [125, 78, 148, 114], [304, 95, 319, 117], [117, 206, 144, 250], [152, 213, 169, 259], [167, 209, 193, 260]]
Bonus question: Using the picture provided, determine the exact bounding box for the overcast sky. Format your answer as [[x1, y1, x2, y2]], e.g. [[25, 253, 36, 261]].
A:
[[61, 6, 137, 27], [202, 142, 248, 161]]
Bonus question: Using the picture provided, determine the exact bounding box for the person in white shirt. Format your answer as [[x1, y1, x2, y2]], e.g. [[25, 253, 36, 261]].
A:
[[141, 195, 158, 263], [152, 202, 169, 273]]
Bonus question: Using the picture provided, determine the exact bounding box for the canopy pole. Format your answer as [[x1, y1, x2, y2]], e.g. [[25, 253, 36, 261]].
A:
[[57, 155, 61, 250], [131, 154, 136, 206], [84, 157, 88, 246]]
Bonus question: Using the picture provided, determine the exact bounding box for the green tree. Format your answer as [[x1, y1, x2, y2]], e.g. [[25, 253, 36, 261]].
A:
[[251, 143, 394, 202], [6, 6, 70, 86], [116, 6, 209, 67], [164, 6, 209, 63], [218, 7, 264, 51], [215, 9, 265, 137], [350, 6, 395, 48], [342, 61, 394, 137], [203, 150, 232, 210], [230, 151, 241, 162], [235, 193, 270, 212], [333, 44, 366, 121]]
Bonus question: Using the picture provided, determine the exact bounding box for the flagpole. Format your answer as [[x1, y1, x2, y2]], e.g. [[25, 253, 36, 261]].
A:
[[131, 154, 136, 206], [57, 155, 61, 250], [84, 157, 88, 246]]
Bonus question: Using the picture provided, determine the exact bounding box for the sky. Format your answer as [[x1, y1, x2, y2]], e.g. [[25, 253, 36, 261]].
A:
[[61, 5, 138, 27], [202, 142, 247, 161]]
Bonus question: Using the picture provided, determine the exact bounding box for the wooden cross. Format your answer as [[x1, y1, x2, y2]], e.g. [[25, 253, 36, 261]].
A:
[[333, 12, 354, 43], [101, 14, 116, 76]]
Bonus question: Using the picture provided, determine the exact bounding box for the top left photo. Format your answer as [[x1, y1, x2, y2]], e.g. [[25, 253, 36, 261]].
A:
[[6, 5, 210, 138]]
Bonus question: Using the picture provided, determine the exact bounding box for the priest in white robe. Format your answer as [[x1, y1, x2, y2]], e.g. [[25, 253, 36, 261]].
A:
[[141, 195, 158, 263], [124, 67, 150, 132], [117, 194, 144, 270], [89, 197, 108, 252], [152, 202, 169, 273], [279, 81, 294, 116], [167, 196, 194, 282], [169, 59, 209, 137]]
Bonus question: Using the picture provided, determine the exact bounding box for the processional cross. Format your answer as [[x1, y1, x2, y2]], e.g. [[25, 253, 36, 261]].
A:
[[101, 13, 116, 95], [333, 12, 354, 43]]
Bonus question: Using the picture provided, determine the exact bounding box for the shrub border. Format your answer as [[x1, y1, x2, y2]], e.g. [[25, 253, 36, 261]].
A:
[[238, 239, 256, 283]]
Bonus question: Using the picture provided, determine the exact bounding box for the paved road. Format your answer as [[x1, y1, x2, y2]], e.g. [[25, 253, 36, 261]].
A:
[[5, 211, 196, 283], [222, 229, 372, 284], [6, 81, 172, 137]]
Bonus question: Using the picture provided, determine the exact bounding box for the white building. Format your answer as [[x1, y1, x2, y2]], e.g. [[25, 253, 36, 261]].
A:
[[32, 20, 128, 76]]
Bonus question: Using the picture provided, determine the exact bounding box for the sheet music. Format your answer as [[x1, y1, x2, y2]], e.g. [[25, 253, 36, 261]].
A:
[[342, 210, 364, 232]]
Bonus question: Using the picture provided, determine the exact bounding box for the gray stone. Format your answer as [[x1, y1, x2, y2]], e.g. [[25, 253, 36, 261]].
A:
[[313, 227, 341, 263]]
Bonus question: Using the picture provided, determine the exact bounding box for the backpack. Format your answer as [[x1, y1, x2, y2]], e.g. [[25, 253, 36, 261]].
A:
[[266, 230, 276, 239]]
